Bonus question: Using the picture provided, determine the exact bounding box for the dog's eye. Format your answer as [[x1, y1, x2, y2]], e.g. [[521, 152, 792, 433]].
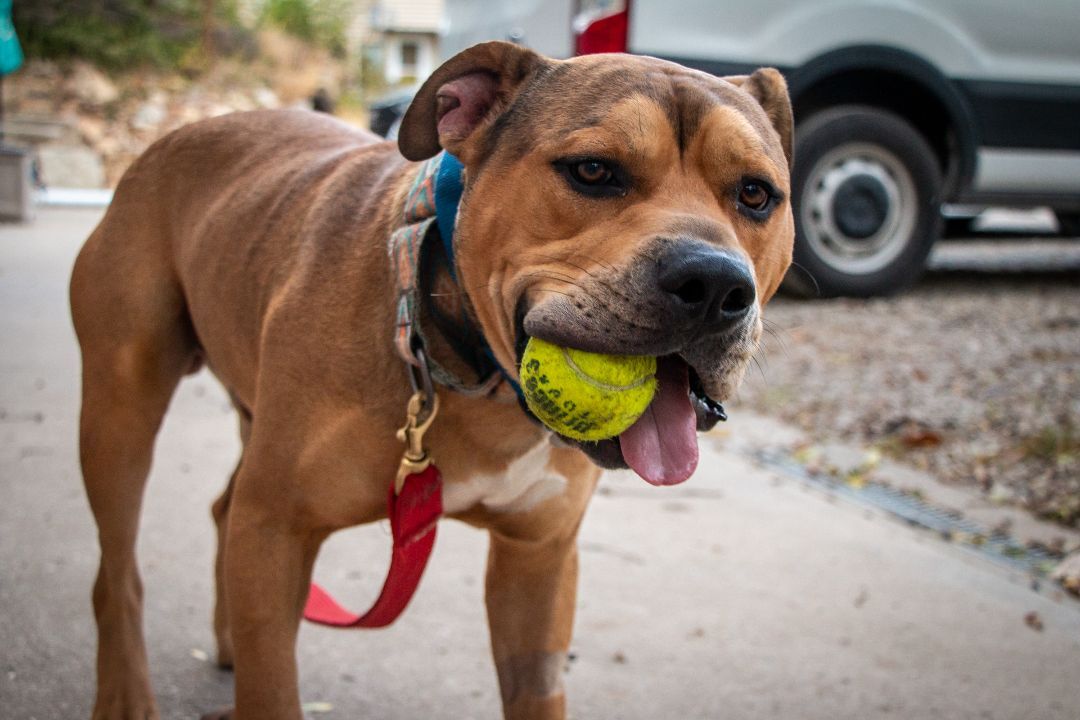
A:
[[735, 178, 779, 219], [554, 157, 627, 198], [572, 160, 613, 186], [739, 183, 769, 210]]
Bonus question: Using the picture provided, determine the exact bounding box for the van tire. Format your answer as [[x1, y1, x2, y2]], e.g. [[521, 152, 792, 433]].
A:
[[784, 106, 943, 298]]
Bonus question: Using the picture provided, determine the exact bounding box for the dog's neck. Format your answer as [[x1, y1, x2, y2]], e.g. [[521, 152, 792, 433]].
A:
[[417, 234, 501, 391], [390, 151, 517, 400]]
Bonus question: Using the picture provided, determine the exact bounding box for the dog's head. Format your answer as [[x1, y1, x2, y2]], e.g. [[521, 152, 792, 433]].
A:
[[400, 42, 794, 484]]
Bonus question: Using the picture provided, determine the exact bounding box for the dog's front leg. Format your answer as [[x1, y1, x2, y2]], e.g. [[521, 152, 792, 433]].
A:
[[215, 485, 323, 720], [483, 449, 599, 720]]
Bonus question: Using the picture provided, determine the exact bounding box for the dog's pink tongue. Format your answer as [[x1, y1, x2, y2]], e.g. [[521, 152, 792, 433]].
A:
[[619, 357, 699, 486]]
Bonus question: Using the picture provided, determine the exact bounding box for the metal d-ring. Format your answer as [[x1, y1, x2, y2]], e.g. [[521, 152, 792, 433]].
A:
[[408, 346, 437, 422]]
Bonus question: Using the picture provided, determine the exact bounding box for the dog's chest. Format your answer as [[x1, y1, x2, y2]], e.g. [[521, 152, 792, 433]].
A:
[[442, 440, 567, 515]]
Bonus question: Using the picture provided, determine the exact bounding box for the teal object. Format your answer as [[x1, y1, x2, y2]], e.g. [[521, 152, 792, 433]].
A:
[[0, 0, 23, 76]]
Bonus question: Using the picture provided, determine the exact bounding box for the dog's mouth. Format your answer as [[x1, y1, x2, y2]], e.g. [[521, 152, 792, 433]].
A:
[[512, 309, 728, 486]]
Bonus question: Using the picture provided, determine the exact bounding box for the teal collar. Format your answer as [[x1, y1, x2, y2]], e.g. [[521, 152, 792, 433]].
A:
[[433, 152, 465, 280], [390, 152, 520, 399]]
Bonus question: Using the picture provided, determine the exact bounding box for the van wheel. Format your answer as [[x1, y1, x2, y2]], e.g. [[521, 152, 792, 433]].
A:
[[784, 106, 943, 298]]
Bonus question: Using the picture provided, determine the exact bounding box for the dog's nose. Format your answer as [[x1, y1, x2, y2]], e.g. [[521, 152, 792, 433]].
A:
[[656, 242, 756, 332]]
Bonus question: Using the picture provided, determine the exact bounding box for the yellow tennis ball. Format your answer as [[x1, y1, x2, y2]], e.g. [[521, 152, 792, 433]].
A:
[[520, 337, 657, 441]]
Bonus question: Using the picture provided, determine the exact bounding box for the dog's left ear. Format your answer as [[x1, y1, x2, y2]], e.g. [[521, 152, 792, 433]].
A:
[[726, 68, 794, 169], [399, 41, 546, 163]]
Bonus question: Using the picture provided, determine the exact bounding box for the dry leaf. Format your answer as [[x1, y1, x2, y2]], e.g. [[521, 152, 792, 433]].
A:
[[301, 701, 333, 714], [901, 425, 943, 449]]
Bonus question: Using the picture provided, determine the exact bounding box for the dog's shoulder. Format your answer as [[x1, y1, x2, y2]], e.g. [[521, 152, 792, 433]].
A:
[[149, 109, 383, 161]]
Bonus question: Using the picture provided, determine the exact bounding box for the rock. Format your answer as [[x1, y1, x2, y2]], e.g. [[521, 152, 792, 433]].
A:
[[253, 86, 281, 109], [37, 143, 106, 189], [76, 116, 107, 146], [206, 103, 235, 118], [224, 90, 256, 112], [131, 100, 168, 132], [68, 63, 119, 107], [1050, 550, 1080, 597], [95, 137, 122, 158], [178, 105, 204, 125]]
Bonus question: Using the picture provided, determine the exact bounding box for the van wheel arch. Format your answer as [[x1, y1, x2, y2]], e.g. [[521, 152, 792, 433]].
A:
[[787, 45, 977, 197]]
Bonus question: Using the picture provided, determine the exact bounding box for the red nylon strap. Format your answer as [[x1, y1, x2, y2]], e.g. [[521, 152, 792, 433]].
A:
[[303, 464, 443, 628]]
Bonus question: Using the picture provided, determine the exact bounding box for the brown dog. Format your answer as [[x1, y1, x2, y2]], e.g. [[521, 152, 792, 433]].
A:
[[70, 41, 793, 719]]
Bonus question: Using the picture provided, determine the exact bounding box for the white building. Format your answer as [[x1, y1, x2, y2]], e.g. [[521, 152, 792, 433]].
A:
[[240, 0, 445, 89], [369, 0, 444, 85]]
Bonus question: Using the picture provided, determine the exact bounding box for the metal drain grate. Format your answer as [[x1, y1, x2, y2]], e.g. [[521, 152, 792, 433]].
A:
[[753, 449, 1062, 580]]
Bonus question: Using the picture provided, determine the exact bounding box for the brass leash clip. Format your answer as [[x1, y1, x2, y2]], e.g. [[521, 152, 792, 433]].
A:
[[394, 390, 439, 494], [395, 347, 439, 495]]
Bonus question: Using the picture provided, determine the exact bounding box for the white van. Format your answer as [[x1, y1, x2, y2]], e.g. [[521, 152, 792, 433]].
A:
[[439, 0, 1080, 296]]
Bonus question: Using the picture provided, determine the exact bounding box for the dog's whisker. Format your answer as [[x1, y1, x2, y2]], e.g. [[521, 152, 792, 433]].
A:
[[528, 271, 589, 288], [527, 290, 580, 305], [516, 253, 632, 301], [788, 261, 822, 298], [755, 352, 767, 373], [517, 270, 594, 295], [744, 352, 769, 387], [763, 326, 788, 348], [761, 318, 790, 349], [520, 251, 616, 276]]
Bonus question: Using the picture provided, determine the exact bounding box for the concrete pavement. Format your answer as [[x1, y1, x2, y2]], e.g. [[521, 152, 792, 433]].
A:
[[2, 208, 1078, 720]]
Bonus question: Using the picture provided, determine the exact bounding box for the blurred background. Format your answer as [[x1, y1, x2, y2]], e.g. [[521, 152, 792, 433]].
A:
[[3, 1, 1078, 278]]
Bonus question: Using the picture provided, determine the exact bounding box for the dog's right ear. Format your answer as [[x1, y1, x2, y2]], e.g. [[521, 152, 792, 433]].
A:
[[398, 41, 545, 163]]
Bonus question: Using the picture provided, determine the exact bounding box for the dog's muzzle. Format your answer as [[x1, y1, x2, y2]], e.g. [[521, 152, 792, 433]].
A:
[[515, 240, 759, 486]]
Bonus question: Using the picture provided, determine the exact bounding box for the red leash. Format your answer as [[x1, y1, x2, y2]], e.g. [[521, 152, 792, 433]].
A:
[[303, 392, 442, 628], [303, 465, 442, 627], [302, 153, 487, 628]]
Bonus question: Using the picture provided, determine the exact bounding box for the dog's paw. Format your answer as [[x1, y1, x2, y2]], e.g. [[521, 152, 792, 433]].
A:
[[91, 688, 160, 720], [200, 708, 233, 720]]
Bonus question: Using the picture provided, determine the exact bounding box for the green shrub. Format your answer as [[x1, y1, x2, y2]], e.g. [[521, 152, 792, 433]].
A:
[[12, 0, 246, 71], [262, 0, 348, 57]]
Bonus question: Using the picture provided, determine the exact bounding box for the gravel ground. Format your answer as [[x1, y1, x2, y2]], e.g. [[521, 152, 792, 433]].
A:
[[735, 239, 1080, 530]]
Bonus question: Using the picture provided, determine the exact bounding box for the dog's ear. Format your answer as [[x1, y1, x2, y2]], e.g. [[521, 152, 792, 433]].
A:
[[398, 41, 546, 162], [726, 68, 793, 169]]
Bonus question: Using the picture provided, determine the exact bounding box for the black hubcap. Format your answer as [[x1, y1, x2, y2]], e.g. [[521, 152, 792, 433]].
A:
[[831, 175, 890, 239]]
